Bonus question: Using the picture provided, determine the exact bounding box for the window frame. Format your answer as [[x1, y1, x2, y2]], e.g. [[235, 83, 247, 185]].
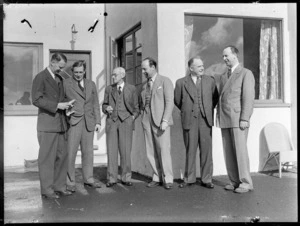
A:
[[4, 42, 43, 116], [184, 13, 286, 107]]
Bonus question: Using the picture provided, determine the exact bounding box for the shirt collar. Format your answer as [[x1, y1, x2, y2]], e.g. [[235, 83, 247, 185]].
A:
[[231, 63, 239, 73], [47, 67, 55, 79], [149, 73, 157, 82], [118, 81, 125, 90]]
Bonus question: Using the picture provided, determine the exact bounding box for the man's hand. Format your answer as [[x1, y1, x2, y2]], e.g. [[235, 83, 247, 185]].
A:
[[95, 124, 101, 133], [160, 121, 169, 131], [240, 120, 249, 130], [57, 99, 76, 110], [66, 109, 75, 116], [106, 106, 113, 114]]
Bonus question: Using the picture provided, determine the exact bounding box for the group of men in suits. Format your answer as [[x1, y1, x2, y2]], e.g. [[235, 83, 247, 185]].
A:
[[32, 45, 255, 199]]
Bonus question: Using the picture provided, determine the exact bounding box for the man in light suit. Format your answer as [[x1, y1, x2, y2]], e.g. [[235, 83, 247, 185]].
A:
[[216, 45, 255, 194], [102, 67, 139, 187], [174, 57, 219, 189], [64, 60, 102, 192], [32, 53, 75, 199], [139, 57, 174, 190]]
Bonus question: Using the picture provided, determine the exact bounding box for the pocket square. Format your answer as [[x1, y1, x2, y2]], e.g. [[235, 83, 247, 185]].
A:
[[157, 86, 162, 89]]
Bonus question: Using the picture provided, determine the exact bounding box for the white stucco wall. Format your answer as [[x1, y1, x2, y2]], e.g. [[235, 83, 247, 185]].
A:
[[156, 3, 296, 175], [4, 4, 106, 167]]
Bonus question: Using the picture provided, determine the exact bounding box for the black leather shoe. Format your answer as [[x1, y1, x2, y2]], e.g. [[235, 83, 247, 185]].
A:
[[200, 182, 214, 189], [121, 181, 133, 186], [41, 193, 59, 199], [55, 190, 73, 196], [84, 182, 102, 188], [178, 182, 195, 188], [106, 182, 116, 187], [147, 181, 160, 188], [164, 183, 173, 190]]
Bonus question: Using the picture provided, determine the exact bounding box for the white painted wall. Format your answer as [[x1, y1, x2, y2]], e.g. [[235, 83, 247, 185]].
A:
[[156, 3, 296, 175], [4, 4, 106, 167]]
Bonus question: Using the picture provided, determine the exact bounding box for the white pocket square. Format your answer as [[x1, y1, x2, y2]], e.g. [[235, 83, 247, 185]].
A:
[[157, 86, 162, 89]]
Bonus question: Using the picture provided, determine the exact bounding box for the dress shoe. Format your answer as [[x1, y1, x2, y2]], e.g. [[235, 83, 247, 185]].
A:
[[41, 193, 59, 199], [84, 182, 102, 188], [121, 181, 133, 186], [178, 182, 195, 188], [106, 182, 116, 187], [224, 184, 236, 191], [164, 183, 173, 190], [200, 182, 214, 189], [66, 185, 76, 193], [234, 187, 251, 194], [55, 190, 73, 196], [147, 181, 160, 188]]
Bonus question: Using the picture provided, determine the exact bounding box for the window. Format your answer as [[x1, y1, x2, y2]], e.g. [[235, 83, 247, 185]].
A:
[[185, 15, 283, 103], [4, 42, 43, 115], [117, 24, 142, 86]]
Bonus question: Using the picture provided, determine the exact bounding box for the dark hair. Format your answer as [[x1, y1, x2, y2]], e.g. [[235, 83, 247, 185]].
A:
[[51, 52, 67, 63], [72, 60, 86, 71], [188, 56, 203, 67], [143, 57, 157, 68], [224, 45, 239, 56]]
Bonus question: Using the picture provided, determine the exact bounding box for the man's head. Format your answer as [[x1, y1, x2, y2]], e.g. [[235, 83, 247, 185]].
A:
[[111, 67, 126, 85], [49, 52, 67, 74], [223, 45, 239, 68], [141, 57, 157, 80], [72, 60, 86, 82], [188, 57, 204, 77]]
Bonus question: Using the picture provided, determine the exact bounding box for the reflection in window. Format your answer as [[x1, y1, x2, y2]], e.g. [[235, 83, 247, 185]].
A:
[[185, 15, 282, 101], [4, 42, 43, 114]]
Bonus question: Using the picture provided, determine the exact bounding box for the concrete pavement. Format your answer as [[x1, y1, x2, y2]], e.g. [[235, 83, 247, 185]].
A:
[[4, 165, 298, 223]]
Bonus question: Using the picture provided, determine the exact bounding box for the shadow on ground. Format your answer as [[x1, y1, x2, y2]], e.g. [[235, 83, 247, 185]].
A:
[[4, 165, 298, 223]]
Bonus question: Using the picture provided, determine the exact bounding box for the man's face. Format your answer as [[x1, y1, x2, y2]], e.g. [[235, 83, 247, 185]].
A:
[[190, 58, 204, 76], [50, 59, 66, 74], [72, 66, 85, 82], [111, 69, 125, 84], [141, 60, 155, 79], [223, 47, 237, 68]]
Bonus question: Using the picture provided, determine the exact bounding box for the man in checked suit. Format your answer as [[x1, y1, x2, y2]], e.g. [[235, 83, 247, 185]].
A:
[[174, 56, 219, 189], [102, 67, 139, 187], [32, 52, 75, 199], [217, 45, 255, 194], [139, 57, 174, 190], [63, 60, 102, 192]]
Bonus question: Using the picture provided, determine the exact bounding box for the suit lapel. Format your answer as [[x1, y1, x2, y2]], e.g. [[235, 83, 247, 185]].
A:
[[84, 79, 92, 100], [184, 75, 196, 101], [71, 79, 85, 99], [111, 84, 118, 102], [45, 69, 59, 93], [151, 74, 161, 97], [220, 64, 242, 97]]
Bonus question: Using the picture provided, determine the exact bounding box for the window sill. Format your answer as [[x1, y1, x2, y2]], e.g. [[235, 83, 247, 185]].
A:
[[254, 101, 291, 108]]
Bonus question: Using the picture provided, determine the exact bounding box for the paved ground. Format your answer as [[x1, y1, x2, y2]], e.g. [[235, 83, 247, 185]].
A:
[[3, 165, 298, 223]]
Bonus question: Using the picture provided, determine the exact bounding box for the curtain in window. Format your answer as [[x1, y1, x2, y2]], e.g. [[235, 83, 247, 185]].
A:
[[259, 20, 281, 100], [184, 18, 194, 75]]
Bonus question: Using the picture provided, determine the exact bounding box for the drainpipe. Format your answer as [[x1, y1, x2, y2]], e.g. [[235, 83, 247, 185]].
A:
[[104, 3, 107, 86]]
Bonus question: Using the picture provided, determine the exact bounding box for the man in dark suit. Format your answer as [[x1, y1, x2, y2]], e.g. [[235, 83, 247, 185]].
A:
[[174, 56, 219, 189], [102, 67, 139, 187], [63, 60, 102, 193], [139, 57, 174, 190], [31, 53, 75, 199], [216, 45, 255, 194]]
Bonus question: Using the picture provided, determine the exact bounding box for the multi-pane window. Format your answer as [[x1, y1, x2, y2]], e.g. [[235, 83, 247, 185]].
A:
[[118, 24, 142, 86], [185, 15, 283, 102]]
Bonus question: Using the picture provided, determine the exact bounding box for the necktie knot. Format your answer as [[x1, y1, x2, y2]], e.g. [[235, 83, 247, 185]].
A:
[[118, 86, 122, 94], [227, 69, 232, 78]]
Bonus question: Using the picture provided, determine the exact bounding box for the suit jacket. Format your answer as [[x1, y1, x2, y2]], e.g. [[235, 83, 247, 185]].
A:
[[174, 74, 219, 129], [63, 77, 101, 132], [102, 83, 139, 119], [216, 64, 255, 128], [32, 68, 69, 132], [139, 74, 174, 127]]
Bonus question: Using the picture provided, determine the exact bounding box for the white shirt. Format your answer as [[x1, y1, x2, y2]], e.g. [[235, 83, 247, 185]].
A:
[[117, 81, 124, 92], [79, 79, 85, 88], [190, 74, 201, 85], [231, 63, 239, 73], [47, 67, 55, 80], [150, 73, 157, 83]]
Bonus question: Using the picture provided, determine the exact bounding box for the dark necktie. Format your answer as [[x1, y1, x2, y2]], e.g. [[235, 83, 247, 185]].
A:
[[118, 86, 122, 95], [55, 74, 61, 84], [78, 81, 84, 92], [227, 69, 232, 78], [196, 76, 201, 87]]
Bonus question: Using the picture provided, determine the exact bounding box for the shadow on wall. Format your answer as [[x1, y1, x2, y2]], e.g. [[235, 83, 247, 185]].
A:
[[96, 69, 106, 141]]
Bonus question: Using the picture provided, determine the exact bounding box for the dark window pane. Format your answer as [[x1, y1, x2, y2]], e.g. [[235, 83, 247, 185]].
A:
[[125, 52, 134, 69], [125, 34, 133, 52]]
